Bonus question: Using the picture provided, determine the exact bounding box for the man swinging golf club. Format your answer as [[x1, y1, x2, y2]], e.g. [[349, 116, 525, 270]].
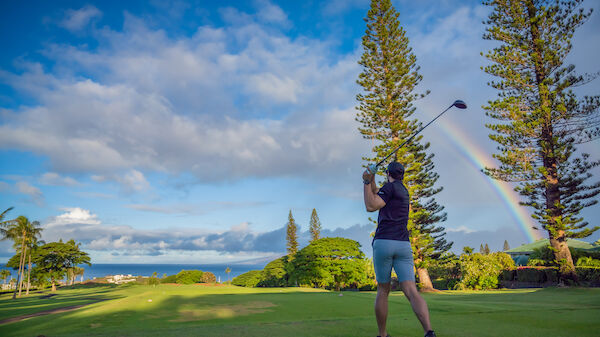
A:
[[361, 99, 465, 337], [363, 162, 436, 337]]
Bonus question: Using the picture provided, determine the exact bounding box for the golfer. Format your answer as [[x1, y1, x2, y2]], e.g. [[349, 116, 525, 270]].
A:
[[363, 162, 436, 337]]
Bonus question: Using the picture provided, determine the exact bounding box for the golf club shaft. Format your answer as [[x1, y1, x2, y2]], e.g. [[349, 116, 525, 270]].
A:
[[375, 103, 454, 168]]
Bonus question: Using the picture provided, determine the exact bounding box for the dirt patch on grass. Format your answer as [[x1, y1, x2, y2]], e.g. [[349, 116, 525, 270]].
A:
[[171, 301, 277, 322], [0, 300, 107, 325]]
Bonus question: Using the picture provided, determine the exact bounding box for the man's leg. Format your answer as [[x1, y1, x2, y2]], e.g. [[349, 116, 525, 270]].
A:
[[375, 282, 391, 337], [400, 280, 432, 333]]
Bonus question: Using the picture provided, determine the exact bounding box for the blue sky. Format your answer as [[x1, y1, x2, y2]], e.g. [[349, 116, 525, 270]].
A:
[[1, 0, 599, 264]]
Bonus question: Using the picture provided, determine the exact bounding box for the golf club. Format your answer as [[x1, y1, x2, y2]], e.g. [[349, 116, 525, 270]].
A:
[[367, 99, 467, 174]]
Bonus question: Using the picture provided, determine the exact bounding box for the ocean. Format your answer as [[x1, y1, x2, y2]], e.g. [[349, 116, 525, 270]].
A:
[[1, 263, 266, 283]]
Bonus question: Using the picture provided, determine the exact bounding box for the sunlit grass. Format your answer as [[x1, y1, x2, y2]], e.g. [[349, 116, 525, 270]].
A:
[[0, 284, 598, 337]]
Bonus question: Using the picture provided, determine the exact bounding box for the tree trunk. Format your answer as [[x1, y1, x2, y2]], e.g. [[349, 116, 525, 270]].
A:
[[18, 245, 27, 297], [416, 267, 435, 292], [549, 232, 577, 283], [12, 234, 26, 299], [51, 280, 56, 292], [525, 1, 577, 283], [26, 254, 32, 295]]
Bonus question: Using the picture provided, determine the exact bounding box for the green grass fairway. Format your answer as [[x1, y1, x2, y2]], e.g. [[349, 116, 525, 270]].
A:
[[1, 284, 599, 337]]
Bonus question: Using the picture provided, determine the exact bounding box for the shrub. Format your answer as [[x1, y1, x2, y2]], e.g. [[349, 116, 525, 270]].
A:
[[427, 256, 461, 290], [456, 252, 515, 290], [575, 266, 600, 284], [201, 272, 217, 283], [232, 270, 264, 287], [570, 248, 600, 264], [161, 274, 177, 283], [147, 277, 160, 286], [576, 257, 600, 267], [526, 258, 548, 267], [175, 270, 204, 284], [529, 246, 556, 266]]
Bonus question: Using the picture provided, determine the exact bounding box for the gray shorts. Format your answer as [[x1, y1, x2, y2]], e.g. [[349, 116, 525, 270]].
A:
[[372, 239, 415, 284]]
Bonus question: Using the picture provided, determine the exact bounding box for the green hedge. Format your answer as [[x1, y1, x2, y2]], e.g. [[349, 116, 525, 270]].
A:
[[515, 267, 558, 283], [500, 266, 600, 285], [576, 267, 600, 284]]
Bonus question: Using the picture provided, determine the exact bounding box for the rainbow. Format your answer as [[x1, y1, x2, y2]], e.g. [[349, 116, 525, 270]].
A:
[[438, 119, 543, 243]]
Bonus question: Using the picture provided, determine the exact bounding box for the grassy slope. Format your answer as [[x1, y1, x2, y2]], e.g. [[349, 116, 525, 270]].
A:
[[0, 285, 599, 337]]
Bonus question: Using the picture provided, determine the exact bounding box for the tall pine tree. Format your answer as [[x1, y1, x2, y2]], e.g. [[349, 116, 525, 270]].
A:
[[482, 0, 600, 281], [286, 210, 298, 256], [309, 208, 322, 242], [503, 240, 510, 251], [356, 0, 452, 291]]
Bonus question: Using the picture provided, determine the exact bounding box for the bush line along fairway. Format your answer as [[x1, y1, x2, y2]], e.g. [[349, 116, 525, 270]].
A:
[[1, 284, 599, 337]]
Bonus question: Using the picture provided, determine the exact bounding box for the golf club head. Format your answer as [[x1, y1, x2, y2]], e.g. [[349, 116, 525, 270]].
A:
[[453, 100, 467, 109]]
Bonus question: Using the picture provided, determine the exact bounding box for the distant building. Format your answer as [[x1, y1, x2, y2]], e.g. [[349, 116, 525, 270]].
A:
[[106, 274, 137, 284], [506, 239, 599, 266]]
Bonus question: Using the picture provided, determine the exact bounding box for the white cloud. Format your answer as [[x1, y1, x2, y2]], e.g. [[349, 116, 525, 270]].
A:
[[36, 208, 374, 262], [0, 12, 368, 182], [255, 0, 290, 27], [39, 172, 80, 186], [49, 207, 101, 226], [120, 170, 150, 193], [246, 73, 299, 103], [444, 225, 545, 253], [60, 5, 102, 32], [125, 200, 268, 215], [15, 181, 44, 205], [446, 225, 476, 234]]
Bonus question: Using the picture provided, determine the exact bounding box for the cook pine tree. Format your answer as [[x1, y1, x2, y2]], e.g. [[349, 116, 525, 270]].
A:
[[482, 0, 600, 280], [309, 208, 322, 243], [356, 0, 452, 291], [286, 210, 299, 257]]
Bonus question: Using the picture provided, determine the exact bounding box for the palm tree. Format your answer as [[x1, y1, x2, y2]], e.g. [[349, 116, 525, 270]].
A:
[[72, 266, 85, 285], [225, 267, 231, 283], [0, 216, 43, 298], [0, 207, 14, 226], [0, 269, 11, 289]]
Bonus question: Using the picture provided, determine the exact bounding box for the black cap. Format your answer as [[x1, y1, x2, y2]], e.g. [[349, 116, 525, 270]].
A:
[[387, 162, 404, 179]]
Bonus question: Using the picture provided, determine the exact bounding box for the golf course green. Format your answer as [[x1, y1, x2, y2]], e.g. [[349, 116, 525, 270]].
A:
[[1, 284, 598, 337]]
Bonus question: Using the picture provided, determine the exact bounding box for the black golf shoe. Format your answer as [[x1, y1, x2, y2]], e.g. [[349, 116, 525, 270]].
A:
[[424, 331, 437, 337]]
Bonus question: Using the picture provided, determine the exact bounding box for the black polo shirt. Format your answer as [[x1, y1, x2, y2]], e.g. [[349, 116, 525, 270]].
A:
[[373, 180, 410, 242]]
